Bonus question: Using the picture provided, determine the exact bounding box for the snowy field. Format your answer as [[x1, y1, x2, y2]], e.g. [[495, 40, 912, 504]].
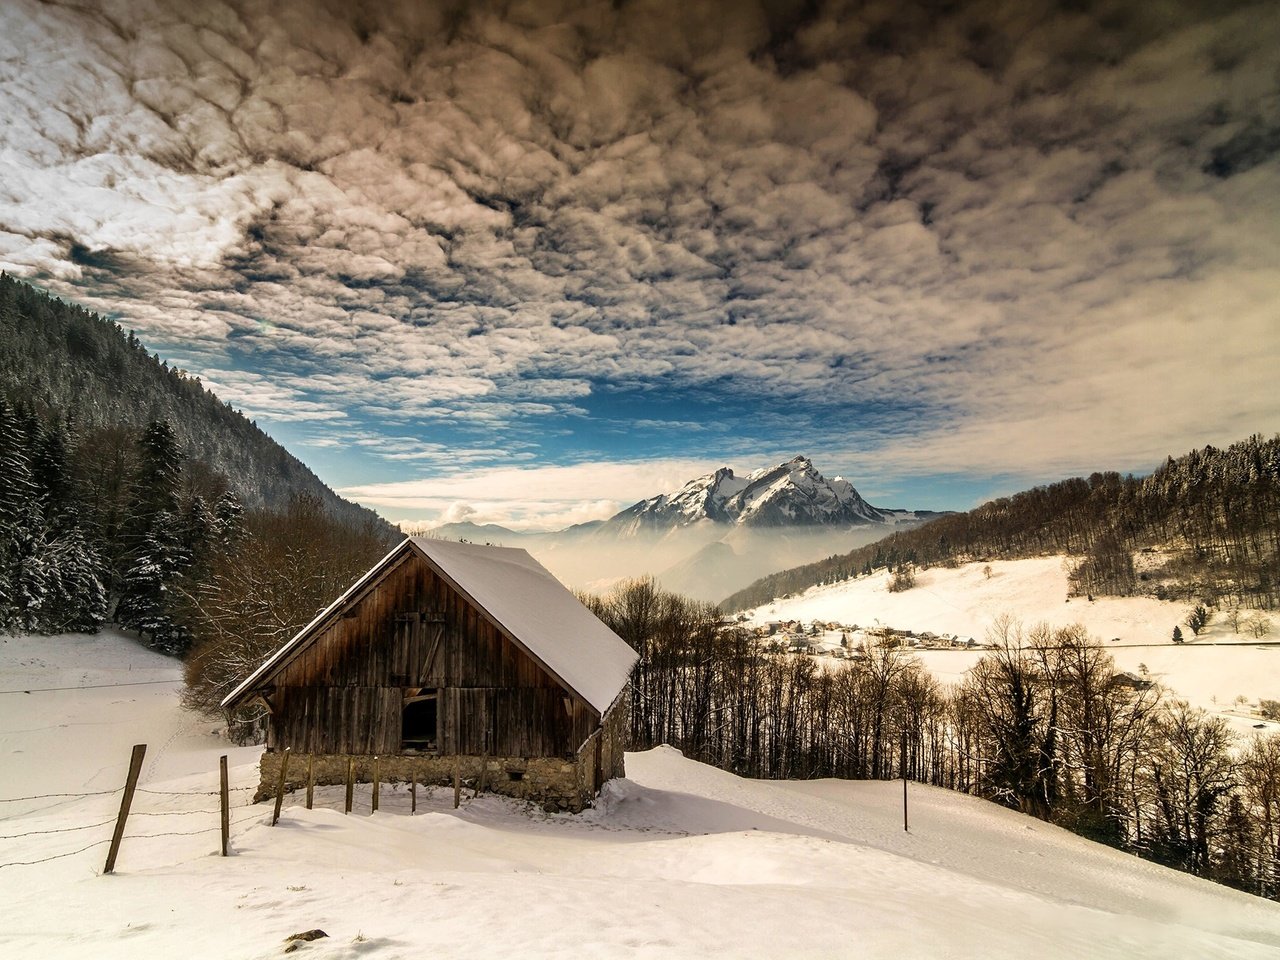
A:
[[744, 557, 1280, 732], [3, 631, 1280, 958]]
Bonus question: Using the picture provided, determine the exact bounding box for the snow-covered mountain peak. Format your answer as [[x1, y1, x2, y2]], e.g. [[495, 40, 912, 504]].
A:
[[727, 455, 885, 528], [602, 456, 889, 535]]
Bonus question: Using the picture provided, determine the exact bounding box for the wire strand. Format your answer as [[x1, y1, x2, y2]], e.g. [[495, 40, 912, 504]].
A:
[[136, 786, 254, 797], [129, 811, 264, 839], [0, 818, 117, 840], [0, 679, 182, 695], [0, 790, 116, 803], [0, 811, 265, 868], [0, 838, 109, 869]]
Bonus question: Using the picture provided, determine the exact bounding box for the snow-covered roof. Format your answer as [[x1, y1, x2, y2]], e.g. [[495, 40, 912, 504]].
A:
[[408, 537, 637, 714], [222, 537, 637, 715]]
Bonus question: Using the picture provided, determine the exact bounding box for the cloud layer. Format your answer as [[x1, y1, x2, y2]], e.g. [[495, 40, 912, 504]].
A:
[[1, 0, 1277, 524]]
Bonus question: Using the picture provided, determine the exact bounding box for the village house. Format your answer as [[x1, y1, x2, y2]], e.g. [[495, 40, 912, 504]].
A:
[[222, 537, 639, 813], [1111, 670, 1155, 692]]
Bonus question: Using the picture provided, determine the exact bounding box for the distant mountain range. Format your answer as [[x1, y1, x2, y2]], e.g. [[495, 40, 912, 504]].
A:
[[420, 456, 943, 601]]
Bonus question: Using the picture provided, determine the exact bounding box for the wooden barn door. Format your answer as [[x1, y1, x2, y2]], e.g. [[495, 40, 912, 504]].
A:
[[389, 612, 420, 686]]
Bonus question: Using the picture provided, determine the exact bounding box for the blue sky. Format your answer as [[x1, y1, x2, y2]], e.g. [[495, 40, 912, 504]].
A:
[[2, 0, 1278, 528]]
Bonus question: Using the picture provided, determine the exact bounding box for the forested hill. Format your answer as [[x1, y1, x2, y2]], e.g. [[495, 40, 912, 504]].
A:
[[0, 273, 386, 533], [720, 434, 1280, 612]]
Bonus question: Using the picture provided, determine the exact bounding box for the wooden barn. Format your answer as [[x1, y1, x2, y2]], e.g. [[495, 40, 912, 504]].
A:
[[222, 537, 638, 812]]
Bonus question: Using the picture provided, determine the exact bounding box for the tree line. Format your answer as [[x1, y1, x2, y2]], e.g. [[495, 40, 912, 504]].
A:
[[589, 578, 1280, 901], [0, 400, 393, 658], [0, 398, 220, 641], [722, 434, 1280, 613]]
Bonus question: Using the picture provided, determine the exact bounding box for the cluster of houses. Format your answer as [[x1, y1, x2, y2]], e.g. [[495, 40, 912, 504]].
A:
[[743, 618, 1158, 697], [748, 618, 982, 657]]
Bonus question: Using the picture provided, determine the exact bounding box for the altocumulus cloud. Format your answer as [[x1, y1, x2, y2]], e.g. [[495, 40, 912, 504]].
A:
[[1, 0, 1278, 522]]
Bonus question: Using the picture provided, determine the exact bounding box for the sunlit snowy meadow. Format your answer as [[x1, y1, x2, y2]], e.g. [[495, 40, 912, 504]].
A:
[[2, 630, 1279, 959]]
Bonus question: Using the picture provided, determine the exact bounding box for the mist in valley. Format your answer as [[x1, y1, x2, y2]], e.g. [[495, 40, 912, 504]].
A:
[[407, 520, 903, 604]]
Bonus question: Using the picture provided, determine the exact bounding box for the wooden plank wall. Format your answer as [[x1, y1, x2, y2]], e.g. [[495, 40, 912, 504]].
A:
[[264, 551, 600, 757]]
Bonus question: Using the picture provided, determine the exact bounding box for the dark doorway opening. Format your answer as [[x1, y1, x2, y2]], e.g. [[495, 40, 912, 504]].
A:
[[402, 695, 438, 752]]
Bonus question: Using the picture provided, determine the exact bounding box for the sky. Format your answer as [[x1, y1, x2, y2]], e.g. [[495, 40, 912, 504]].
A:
[[1, 0, 1278, 530]]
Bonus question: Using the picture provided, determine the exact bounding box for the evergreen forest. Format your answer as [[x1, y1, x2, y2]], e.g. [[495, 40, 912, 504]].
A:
[[0, 275, 395, 647]]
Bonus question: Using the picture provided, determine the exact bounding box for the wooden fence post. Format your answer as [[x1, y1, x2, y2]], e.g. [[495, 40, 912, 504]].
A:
[[305, 755, 314, 810], [219, 754, 230, 857], [103, 743, 146, 874], [453, 756, 461, 809], [410, 766, 417, 815], [345, 757, 354, 814], [271, 748, 291, 827], [901, 728, 909, 833], [371, 757, 380, 814]]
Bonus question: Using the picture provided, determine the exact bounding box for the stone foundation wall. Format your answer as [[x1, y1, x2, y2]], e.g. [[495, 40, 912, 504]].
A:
[[256, 750, 591, 812], [599, 692, 629, 782]]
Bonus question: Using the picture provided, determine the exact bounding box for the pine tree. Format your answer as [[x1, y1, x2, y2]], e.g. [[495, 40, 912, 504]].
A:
[[130, 419, 183, 526], [31, 416, 72, 523], [8, 499, 52, 631], [44, 518, 108, 632], [0, 397, 36, 526], [116, 421, 190, 650], [117, 512, 190, 653], [0, 399, 38, 630], [214, 491, 244, 546]]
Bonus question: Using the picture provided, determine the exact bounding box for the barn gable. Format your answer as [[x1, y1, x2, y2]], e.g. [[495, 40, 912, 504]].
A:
[[224, 538, 636, 717]]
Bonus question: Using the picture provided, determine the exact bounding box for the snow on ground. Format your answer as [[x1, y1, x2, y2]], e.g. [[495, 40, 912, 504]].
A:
[[0, 630, 262, 802], [3, 631, 1280, 958], [744, 557, 1280, 732]]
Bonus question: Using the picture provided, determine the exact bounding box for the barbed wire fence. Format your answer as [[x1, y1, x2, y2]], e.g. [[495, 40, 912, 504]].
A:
[[1, 745, 459, 873], [0, 744, 260, 872]]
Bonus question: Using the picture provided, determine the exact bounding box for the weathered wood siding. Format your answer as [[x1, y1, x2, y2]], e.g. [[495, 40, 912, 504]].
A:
[[263, 550, 599, 757]]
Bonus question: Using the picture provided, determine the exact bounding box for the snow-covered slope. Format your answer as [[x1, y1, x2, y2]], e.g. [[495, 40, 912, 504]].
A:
[[3, 631, 1280, 959], [742, 556, 1280, 730]]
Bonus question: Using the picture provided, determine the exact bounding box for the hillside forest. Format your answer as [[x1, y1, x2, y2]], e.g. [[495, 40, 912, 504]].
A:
[[723, 434, 1280, 613], [0, 275, 394, 651], [0, 274, 386, 529]]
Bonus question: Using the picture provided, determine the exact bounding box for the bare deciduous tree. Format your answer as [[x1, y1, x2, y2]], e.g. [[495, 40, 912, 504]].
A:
[[179, 494, 390, 741]]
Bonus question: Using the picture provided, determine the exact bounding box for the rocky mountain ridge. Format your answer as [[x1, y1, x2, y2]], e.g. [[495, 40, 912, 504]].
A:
[[600, 455, 892, 535]]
